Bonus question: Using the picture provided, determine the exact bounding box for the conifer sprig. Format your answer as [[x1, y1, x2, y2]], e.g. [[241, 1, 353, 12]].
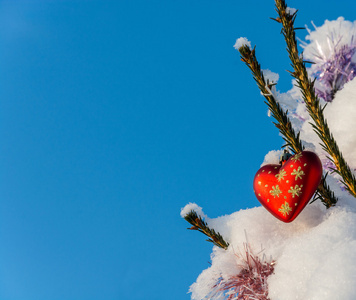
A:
[[238, 45, 303, 153], [184, 210, 229, 250], [274, 0, 356, 198], [238, 45, 338, 208]]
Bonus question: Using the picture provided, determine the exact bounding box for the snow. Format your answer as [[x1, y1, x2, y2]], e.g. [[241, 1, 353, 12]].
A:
[[286, 7, 296, 16], [262, 69, 279, 84], [180, 202, 208, 220], [260, 149, 283, 166], [233, 37, 251, 50], [182, 16, 356, 300], [324, 80, 356, 167], [183, 201, 356, 299], [295, 18, 356, 171], [315, 78, 356, 169], [302, 17, 356, 63], [269, 205, 356, 299], [301, 18, 356, 103]]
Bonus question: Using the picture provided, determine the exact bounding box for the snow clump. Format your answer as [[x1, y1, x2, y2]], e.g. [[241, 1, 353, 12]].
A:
[[233, 37, 251, 50]]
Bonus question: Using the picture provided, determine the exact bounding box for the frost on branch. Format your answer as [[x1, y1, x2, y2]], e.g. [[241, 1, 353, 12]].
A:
[[234, 37, 251, 50], [181, 202, 208, 220]]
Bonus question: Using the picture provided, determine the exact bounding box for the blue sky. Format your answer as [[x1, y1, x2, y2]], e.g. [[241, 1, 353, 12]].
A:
[[1, 0, 355, 299]]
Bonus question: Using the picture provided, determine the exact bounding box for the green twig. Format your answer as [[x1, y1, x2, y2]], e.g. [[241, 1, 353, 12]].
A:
[[238, 45, 338, 208], [184, 210, 229, 250], [274, 0, 356, 199]]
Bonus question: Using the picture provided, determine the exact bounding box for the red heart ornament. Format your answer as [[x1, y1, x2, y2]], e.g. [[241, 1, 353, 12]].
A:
[[253, 151, 322, 222]]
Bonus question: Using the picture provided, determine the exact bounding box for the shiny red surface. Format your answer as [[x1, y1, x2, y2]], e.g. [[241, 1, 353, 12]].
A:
[[253, 151, 322, 222]]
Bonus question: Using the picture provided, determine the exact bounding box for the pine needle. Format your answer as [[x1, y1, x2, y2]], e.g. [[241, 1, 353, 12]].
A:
[[238, 45, 338, 208], [184, 210, 229, 250], [274, 0, 356, 198]]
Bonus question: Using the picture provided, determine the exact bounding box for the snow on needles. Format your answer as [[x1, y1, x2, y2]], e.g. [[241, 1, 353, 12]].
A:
[[182, 17, 356, 300], [233, 37, 251, 50], [262, 69, 279, 84], [286, 7, 296, 16], [180, 202, 208, 220]]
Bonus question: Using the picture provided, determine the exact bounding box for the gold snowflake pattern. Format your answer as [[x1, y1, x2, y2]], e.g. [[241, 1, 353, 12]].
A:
[[291, 152, 303, 162], [278, 202, 293, 217], [270, 185, 282, 198], [275, 169, 287, 182], [288, 184, 303, 198], [291, 166, 305, 180]]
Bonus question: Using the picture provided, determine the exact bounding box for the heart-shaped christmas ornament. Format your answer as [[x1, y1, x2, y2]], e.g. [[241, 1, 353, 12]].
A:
[[253, 151, 323, 222]]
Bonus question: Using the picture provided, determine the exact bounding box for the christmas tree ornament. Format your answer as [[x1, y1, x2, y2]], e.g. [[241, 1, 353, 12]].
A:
[[302, 18, 356, 103], [253, 151, 322, 222], [183, 1, 356, 298]]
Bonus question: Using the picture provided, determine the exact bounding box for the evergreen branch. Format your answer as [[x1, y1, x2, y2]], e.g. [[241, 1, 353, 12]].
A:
[[238, 45, 338, 208], [184, 210, 229, 250], [238, 45, 303, 154], [274, 0, 356, 199]]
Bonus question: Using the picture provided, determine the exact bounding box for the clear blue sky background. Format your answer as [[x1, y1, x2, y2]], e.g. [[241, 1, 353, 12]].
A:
[[1, 0, 355, 299]]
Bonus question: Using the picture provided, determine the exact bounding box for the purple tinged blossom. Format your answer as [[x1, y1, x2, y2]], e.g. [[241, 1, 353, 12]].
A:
[[310, 36, 356, 102]]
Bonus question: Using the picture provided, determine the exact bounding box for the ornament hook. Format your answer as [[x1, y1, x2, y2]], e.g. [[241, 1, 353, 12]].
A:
[[280, 149, 292, 165]]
